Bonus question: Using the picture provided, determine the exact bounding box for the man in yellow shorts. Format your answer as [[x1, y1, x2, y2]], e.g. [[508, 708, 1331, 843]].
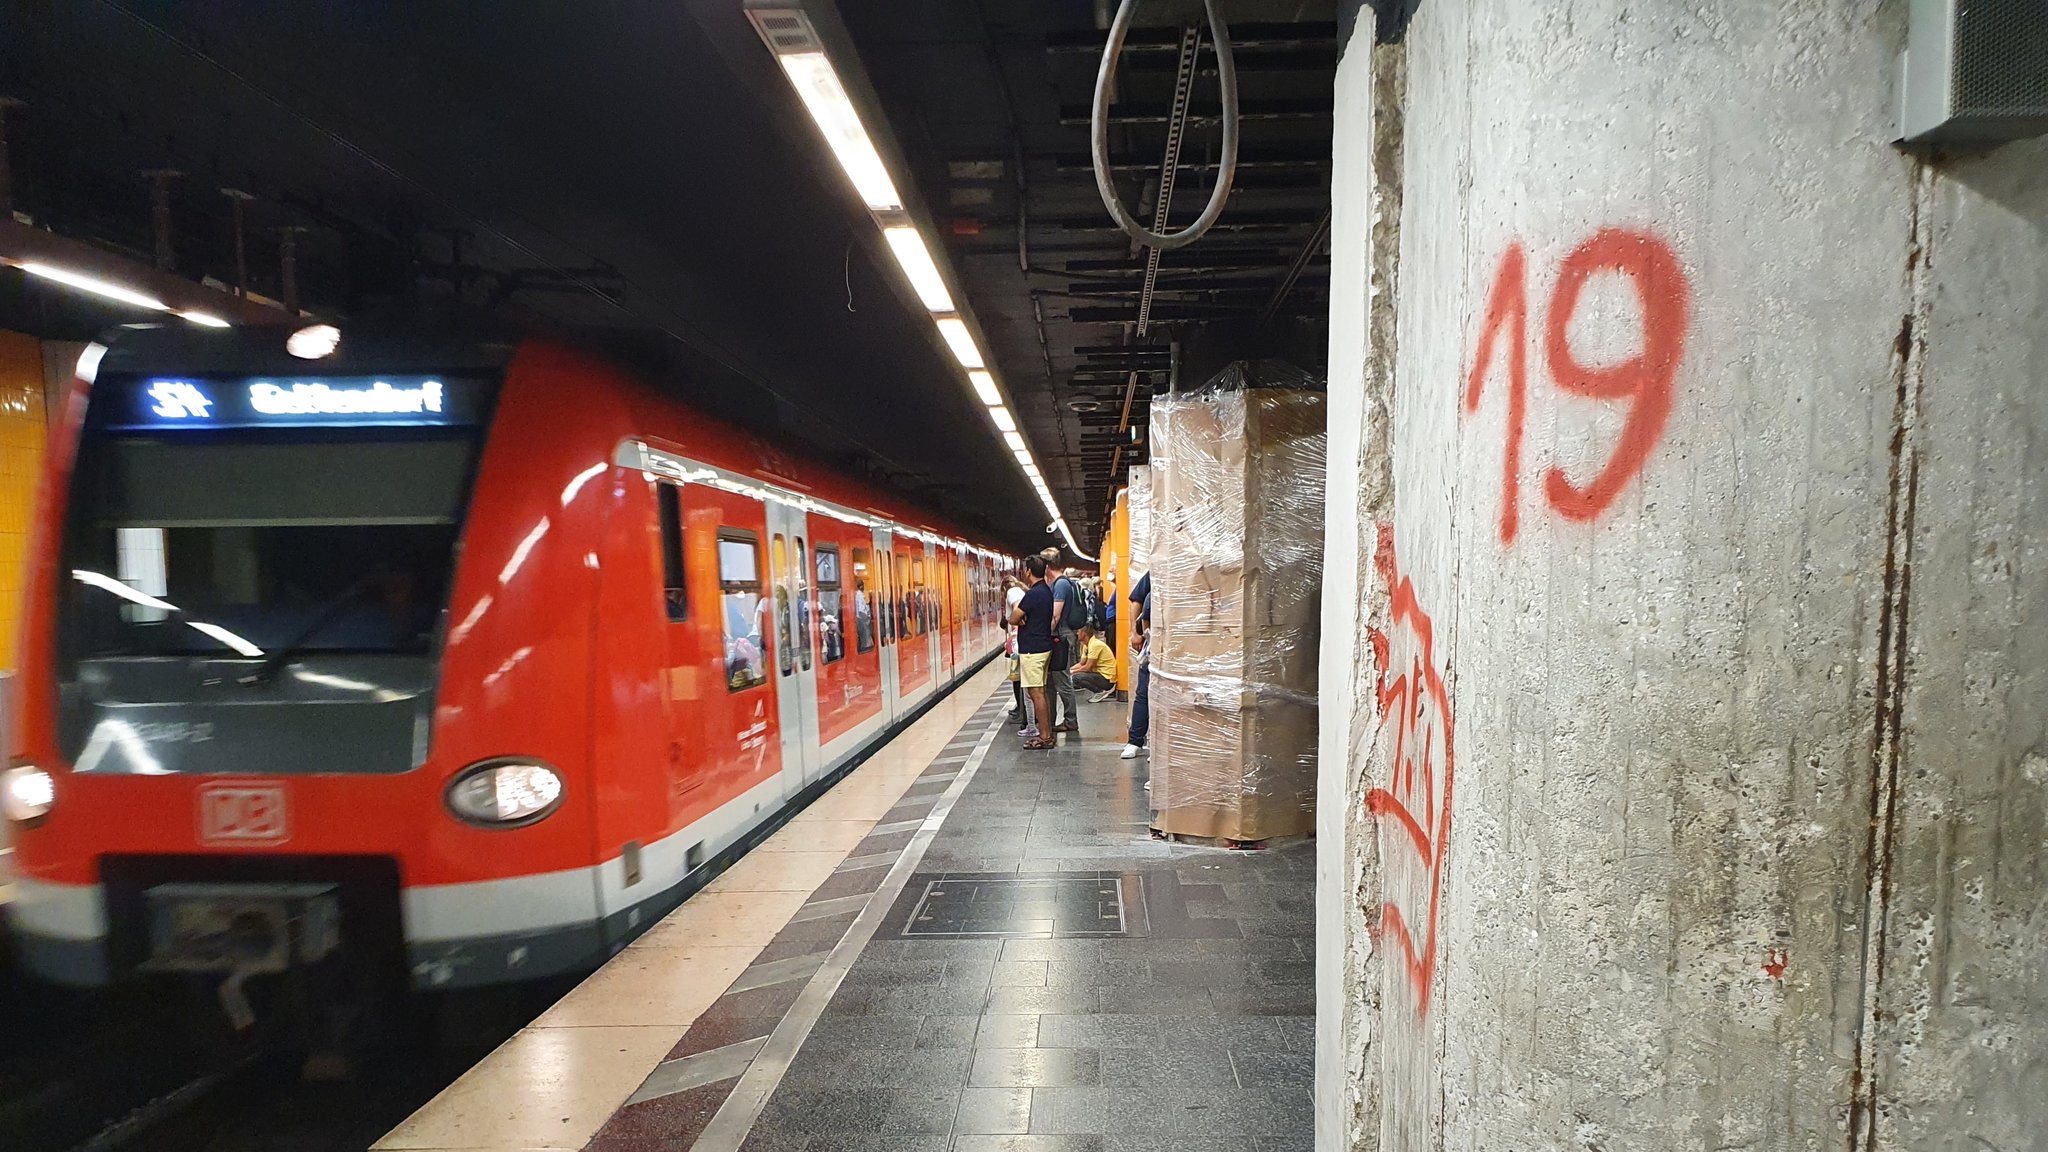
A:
[[1010, 554, 1057, 748]]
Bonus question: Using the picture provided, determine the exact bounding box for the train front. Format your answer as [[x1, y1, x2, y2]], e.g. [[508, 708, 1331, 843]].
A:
[[3, 324, 577, 1023]]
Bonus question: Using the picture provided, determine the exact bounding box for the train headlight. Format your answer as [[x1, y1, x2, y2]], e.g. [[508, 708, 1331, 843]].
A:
[[2, 765, 55, 825], [445, 759, 563, 828]]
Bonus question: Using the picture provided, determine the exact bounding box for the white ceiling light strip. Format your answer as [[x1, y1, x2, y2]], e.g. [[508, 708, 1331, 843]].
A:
[[744, 3, 1091, 562], [10, 260, 236, 328]]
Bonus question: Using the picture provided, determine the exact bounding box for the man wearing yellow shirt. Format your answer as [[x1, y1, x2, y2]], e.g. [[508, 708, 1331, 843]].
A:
[[1069, 625, 1118, 701]]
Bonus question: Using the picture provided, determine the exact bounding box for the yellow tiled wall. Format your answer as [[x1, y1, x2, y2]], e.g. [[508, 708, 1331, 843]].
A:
[[0, 331, 50, 673]]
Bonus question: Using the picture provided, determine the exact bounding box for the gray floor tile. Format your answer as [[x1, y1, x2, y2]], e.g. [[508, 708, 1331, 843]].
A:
[[878, 1084, 964, 1133], [974, 1013, 1041, 1048], [917, 1014, 982, 1049], [955, 1136, 1106, 1152], [969, 1047, 1100, 1088], [984, 984, 1099, 1015], [954, 1086, 1035, 1135], [1035, 1014, 1160, 1049]]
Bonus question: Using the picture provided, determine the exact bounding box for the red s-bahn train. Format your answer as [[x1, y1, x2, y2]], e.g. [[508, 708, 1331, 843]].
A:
[[4, 322, 1011, 1002]]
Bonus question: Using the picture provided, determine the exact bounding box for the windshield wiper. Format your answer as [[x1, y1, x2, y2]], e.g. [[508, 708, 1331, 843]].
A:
[[238, 574, 379, 687]]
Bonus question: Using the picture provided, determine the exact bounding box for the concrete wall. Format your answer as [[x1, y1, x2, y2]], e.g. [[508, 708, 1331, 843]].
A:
[[1317, 2, 2048, 1149]]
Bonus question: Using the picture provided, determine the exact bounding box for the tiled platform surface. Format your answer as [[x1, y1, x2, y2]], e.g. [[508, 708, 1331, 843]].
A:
[[379, 665, 1313, 1152]]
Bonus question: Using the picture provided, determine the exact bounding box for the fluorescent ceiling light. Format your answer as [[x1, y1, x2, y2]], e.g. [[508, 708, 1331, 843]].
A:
[[178, 310, 230, 328], [990, 407, 1016, 433], [1002, 431, 1026, 451], [968, 370, 1000, 405], [17, 262, 167, 311], [935, 317, 983, 369], [1012, 447, 1032, 464], [882, 226, 953, 312], [775, 52, 902, 211]]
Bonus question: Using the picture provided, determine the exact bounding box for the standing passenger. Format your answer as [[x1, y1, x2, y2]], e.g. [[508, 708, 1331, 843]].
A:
[[1042, 548, 1080, 734], [1121, 570, 1151, 762], [1012, 555, 1057, 749]]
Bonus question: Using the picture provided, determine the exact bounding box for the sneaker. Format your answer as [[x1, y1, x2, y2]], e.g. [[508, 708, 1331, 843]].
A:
[[1020, 726, 1041, 740], [1088, 689, 1115, 703], [1120, 743, 1143, 759]]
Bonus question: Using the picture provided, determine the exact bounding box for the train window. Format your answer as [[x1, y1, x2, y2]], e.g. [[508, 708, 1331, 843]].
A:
[[912, 556, 926, 636], [657, 483, 687, 622], [717, 532, 767, 692], [816, 545, 844, 664], [771, 534, 794, 678], [878, 550, 893, 646], [794, 536, 813, 672], [850, 546, 874, 654]]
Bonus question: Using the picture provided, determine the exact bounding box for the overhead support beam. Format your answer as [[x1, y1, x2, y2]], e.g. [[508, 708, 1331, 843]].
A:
[[1059, 98, 1329, 125], [1044, 23, 1337, 53], [1066, 303, 1319, 323], [1056, 147, 1330, 172]]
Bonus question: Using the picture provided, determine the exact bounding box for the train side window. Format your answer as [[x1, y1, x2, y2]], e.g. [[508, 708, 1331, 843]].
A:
[[717, 531, 768, 692], [850, 546, 874, 653], [794, 535, 813, 672], [878, 550, 893, 646], [816, 544, 844, 664], [771, 534, 795, 678], [657, 483, 687, 622], [913, 556, 927, 636]]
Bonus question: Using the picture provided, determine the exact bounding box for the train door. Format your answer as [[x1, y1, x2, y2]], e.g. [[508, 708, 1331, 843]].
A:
[[873, 526, 900, 723], [767, 502, 821, 793]]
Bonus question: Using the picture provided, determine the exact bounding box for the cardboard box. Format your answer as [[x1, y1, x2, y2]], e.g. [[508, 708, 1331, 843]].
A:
[[1147, 384, 1325, 841]]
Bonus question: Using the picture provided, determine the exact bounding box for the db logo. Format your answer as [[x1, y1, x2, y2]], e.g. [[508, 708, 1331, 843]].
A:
[[197, 783, 291, 845]]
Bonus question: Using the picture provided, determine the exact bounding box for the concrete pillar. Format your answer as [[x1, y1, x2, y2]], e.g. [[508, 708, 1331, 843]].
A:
[[1317, 3, 2048, 1149]]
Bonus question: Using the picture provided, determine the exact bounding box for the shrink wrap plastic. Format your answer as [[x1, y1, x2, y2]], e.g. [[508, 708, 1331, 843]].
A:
[[1147, 363, 1325, 841]]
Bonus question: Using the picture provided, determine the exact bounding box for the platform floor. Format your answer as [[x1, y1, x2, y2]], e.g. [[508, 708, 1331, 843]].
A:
[[378, 665, 1313, 1152]]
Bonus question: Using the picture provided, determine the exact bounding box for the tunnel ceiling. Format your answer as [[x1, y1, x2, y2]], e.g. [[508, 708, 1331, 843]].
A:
[[0, 2, 1337, 552], [836, 0, 1338, 544]]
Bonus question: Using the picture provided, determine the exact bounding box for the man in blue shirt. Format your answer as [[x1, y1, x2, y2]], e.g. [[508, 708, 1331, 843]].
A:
[[1011, 554, 1057, 749], [1043, 548, 1081, 734]]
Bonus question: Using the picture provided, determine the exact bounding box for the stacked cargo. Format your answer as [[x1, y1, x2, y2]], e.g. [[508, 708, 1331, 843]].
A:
[[1145, 366, 1325, 842]]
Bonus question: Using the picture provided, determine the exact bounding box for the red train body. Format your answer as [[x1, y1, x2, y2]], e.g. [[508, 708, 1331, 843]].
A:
[[5, 325, 1009, 990]]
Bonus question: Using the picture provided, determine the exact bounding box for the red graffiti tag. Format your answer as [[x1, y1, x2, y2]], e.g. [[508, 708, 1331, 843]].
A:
[[1763, 947, 1790, 980], [1465, 229, 1690, 543], [1365, 523, 1453, 1016]]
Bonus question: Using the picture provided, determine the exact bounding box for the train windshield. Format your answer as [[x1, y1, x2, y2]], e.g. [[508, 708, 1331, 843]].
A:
[[58, 373, 493, 664]]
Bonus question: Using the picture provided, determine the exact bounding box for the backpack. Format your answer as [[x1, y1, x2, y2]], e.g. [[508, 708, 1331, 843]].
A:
[[1057, 577, 1090, 631], [1083, 587, 1106, 632]]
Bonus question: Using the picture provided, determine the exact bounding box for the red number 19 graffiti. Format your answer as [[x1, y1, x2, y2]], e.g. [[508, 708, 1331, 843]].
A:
[[1464, 229, 1689, 544]]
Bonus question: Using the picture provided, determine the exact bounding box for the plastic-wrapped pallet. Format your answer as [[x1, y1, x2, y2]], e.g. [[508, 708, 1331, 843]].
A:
[[1146, 362, 1325, 841]]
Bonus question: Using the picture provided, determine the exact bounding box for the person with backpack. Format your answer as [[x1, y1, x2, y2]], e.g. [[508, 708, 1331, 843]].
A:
[[1042, 547, 1085, 734]]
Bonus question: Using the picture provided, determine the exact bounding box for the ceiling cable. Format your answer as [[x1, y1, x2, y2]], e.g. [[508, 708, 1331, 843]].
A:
[[1090, 0, 1240, 251]]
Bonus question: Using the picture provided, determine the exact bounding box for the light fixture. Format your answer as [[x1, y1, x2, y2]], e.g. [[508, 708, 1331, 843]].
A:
[[15, 261, 167, 311], [287, 324, 341, 359], [746, 3, 1088, 557], [935, 317, 983, 369], [968, 370, 1000, 405], [177, 310, 231, 328], [771, 52, 903, 211], [883, 225, 953, 312]]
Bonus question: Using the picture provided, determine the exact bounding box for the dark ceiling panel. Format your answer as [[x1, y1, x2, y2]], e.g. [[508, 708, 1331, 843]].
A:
[[839, 0, 1334, 545], [0, 0, 1049, 543]]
